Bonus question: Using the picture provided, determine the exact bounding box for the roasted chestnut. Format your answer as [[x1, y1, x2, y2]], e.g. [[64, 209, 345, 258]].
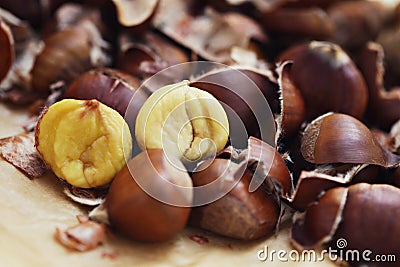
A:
[[292, 183, 400, 266], [105, 149, 193, 242], [31, 22, 110, 93], [0, 20, 14, 83], [301, 113, 400, 167], [64, 67, 146, 117], [277, 41, 368, 120], [190, 137, 292, 240]]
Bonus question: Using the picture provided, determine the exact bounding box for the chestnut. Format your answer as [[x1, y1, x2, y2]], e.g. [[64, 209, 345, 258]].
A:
[[31, 22, 110, 93], [277, 41, 368, 121], [190, 137, 292, 240], [64, 67, 146, 117], [261, 7, 334, 38], [291, 183, 400, 266], [0, 20, 14, 83], [301, 113, 400, 168], [191, 67, 278, 148], [190, 159, 280, 240], [116, 31, 189, 79], [327, 0, 392, 49], [0, 0, 67, 27], [105, 149, 193, 242]]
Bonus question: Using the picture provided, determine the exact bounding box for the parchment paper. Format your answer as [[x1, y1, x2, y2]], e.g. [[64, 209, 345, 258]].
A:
[[0, 103, 336, 267]]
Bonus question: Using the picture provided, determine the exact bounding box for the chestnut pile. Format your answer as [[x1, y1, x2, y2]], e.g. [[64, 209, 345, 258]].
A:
[[1, 0, 400, 265]]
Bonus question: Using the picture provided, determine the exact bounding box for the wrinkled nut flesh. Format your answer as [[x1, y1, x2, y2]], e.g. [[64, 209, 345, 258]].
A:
[[35, 99, 132, 188], [135, 80, 229, 162]]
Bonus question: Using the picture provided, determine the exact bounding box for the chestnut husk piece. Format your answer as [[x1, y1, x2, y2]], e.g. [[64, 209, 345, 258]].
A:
[[105, 149, 193, 242], [0, 132, 48, 179], [287, 164, 379, 211], [111, 0, 159, 31], [276, 61, 306, 138], [277, 41, 368, 121], [357, 42, 400, 130], [55, 215, 106, 252], [261, 7, 334, 38], [291, 183, 400, 266], [154, 1, 250, 63]]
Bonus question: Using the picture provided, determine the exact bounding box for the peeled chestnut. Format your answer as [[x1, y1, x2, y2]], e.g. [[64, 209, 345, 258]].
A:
[[105, 149, 193, 242], [0, 20, 14, 83], [277, 41, 368, 120]]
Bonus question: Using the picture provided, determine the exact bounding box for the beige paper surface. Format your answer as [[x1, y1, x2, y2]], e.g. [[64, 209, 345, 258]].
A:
[[0, 103, 336, 267]]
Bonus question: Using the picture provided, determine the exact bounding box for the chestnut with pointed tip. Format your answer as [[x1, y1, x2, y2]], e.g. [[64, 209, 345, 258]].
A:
[[301, 113, 400, 167], [277, 41, 368, 120], [105, 149, 193, 242]]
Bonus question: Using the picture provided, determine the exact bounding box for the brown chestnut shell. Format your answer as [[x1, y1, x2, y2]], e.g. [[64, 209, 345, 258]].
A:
[[105, 149, 192, 242], [0, 20, 14, 83], [277, 41, 368, 121], [301, 113, 400, 167]]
